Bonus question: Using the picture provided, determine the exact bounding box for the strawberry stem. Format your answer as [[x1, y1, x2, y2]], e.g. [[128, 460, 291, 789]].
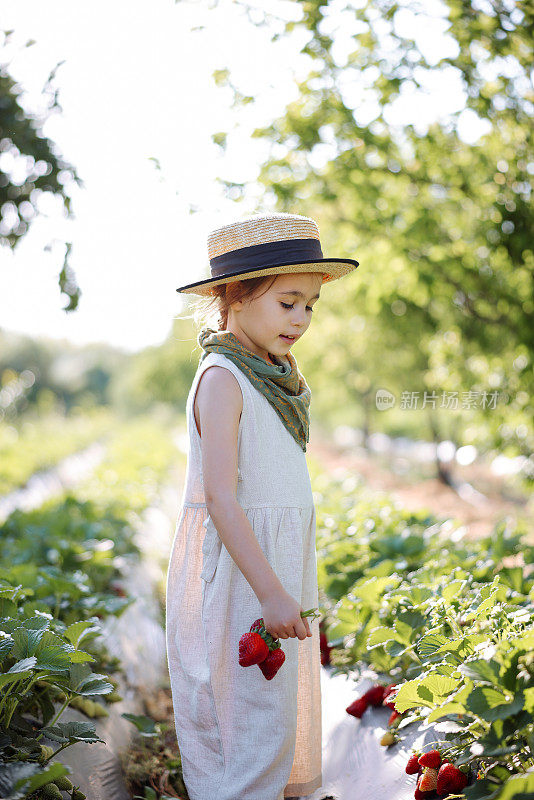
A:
[[301, 607, 321, 623]]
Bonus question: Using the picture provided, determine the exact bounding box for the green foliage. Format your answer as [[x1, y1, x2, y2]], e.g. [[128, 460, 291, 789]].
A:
[[315, 467, 534, 793], [0, 30, 82, 309], [0, 329, 131, 416], [0, 409, 114, 494], [0, 413, 180, 795], [202, 0, 534, 472], [108, 316, 200, 415]]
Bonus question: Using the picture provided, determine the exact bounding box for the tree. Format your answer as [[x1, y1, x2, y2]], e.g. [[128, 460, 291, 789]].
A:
[[182, 0, 533, 480], [0, 29, 82, 309]]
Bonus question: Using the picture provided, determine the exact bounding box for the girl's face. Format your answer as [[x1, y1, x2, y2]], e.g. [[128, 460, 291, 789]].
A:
[[227, 271, 323, 362]]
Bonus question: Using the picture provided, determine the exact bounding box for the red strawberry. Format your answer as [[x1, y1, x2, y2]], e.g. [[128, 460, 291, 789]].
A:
[[258, 647, 285, 679], [238, 631, 269, 667], [319, 628, 332, 666], [249, 617, 279, 651], [405, 752, 421, 774], [436, 763, 468, 795], [362, 684, 387, 706], [414, 788, 434, 799], [382, 684, 399, 710], [418, 767, 438, 793], [418, 749, 443, 769], [346, 697, 368, 718], [388, 709, 401, 726]]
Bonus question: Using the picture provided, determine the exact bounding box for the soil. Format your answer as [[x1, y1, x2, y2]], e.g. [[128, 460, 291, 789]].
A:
[[307, 429, 533, 547]]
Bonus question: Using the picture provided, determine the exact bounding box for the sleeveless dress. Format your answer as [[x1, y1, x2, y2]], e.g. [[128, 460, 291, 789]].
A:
[[165, 351, 322, 800]]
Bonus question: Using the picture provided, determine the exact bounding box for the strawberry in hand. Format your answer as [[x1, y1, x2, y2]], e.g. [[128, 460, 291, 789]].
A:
[[258, 645, 286, 680], [238, 631, 269, 667], [249, 617, 280, 651]]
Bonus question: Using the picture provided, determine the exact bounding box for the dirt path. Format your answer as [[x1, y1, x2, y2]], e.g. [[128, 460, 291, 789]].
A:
[[307, 429, 533, 545]]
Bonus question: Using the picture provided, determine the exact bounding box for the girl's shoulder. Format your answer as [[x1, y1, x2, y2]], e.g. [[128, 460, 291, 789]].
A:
[[192, 352, 249, 405], [195, 352, 249, 388], [191, 353, 249, 442]]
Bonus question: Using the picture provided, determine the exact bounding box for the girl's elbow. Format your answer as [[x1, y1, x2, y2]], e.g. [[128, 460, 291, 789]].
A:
[[205, 489, 236, 514]]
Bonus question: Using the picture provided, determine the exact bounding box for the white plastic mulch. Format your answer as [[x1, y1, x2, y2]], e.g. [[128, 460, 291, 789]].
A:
[[305, 665, 459, 800]]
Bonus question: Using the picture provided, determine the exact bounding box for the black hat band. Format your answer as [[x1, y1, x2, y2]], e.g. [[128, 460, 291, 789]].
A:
[[210, 237, 323, 278]]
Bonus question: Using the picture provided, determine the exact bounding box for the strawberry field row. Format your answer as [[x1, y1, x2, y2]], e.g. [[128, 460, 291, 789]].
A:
[[0, 409, 115, 496], [0, 414, 184, 800], [309, 459, 534, 800]]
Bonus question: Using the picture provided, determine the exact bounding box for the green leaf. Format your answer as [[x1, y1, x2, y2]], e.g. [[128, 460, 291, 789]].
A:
[[498, 567, 524, 593], [0, 632, 14, 660], [34, 630, 74, 670], [63, 618, 102, 649], [41, 720, 105, 744], [367, 626, 396, 649], [351, 575, 398, 604], [493, 771, 534, 799], [442, 579, 467, 602], [68, 649, 96, 663], [393, 679, 434, 712], [75, 674, 114, 696], [459, 658, 502, 685], [474, 588, 499, 620], [466, 687, 525, 722], [422, 673, 458, 699], [393, 617, 413, 644], [426, 700, 466, 723], [417, 632, 449, 659], [121, 713, 159, 736], [10, 626, 45, 659], [65, 663, 114, 695], [7, 656, 37, 673], [16, 762, 70, 793]]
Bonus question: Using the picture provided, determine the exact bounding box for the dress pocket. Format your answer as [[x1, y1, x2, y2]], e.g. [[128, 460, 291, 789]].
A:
[[200, 514, 222, 583]]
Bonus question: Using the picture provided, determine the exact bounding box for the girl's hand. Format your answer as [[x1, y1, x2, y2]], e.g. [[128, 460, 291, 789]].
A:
[[261, 590, 313, 641]]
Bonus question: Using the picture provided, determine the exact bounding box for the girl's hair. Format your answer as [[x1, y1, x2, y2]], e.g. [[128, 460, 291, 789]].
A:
[[184, 274, 279, 333]]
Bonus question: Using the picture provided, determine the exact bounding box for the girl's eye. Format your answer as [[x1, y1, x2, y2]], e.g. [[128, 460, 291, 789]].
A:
[[280, 302, 313, 313]]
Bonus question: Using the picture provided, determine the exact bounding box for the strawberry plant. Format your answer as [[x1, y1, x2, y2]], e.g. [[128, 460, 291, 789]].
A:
[[0, 414, 182, 797], [0, 408, 114, 495], [314, 469, 534, 798]]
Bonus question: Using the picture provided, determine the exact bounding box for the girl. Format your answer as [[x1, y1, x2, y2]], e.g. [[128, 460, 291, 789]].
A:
[[165, 212, 359, 800]]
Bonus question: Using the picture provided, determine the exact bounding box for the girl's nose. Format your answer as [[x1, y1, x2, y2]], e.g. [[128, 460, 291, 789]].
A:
[[294, 308, 308, 327]]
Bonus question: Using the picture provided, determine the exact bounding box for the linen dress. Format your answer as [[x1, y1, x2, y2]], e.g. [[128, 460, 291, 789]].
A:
[[165, 350, 322, 800]]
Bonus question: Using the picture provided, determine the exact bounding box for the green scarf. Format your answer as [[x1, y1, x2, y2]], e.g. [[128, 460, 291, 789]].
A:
[[197, 327, 311, 452]]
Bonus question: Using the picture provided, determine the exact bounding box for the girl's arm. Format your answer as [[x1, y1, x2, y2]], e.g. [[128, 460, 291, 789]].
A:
[[196, 366, 312, 640], [195, 366, 284, 605]]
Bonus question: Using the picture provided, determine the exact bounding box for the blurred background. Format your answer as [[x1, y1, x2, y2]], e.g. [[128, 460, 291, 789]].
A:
[[1, 0, 532, 536]]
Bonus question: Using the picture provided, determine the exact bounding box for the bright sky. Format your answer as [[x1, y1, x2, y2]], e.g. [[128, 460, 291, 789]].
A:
[[0, 0, 491, 353]]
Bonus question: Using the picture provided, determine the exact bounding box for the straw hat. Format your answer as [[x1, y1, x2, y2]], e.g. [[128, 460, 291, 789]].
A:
[[175, 212, 359, 295]]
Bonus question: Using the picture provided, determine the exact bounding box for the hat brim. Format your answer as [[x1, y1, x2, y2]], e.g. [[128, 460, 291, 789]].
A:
[[175, 258, 359, 296]]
